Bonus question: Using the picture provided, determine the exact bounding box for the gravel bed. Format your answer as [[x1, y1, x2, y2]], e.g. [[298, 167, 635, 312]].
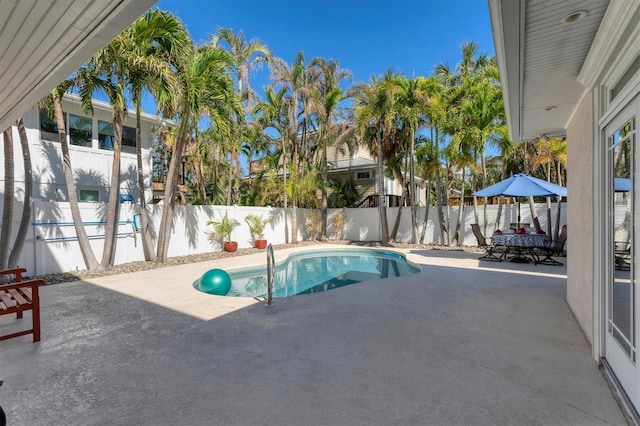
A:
[[31, 240, 483, 285]]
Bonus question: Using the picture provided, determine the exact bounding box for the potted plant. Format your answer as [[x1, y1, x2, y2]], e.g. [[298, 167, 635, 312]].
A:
[[245, 214, 272, 249], [207, 212, 241, 252]]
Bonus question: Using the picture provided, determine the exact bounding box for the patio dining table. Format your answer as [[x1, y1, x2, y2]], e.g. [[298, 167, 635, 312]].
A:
[[492, 232, 551, 263]]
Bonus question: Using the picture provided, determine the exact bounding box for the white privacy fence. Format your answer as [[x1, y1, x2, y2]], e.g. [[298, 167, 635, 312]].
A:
[[6, 200, 567, 275]]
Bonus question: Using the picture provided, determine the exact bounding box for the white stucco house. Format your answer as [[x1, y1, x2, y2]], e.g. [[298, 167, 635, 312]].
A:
[[10, 94, 163, 205], [0, 0, 159, 273], [489, 0, 640, 419], [0, 94, 167, 275]]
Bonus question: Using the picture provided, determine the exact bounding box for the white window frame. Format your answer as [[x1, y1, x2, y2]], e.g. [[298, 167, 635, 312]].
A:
[[79, 188, 101, 203], [355, 171, 371, 180]]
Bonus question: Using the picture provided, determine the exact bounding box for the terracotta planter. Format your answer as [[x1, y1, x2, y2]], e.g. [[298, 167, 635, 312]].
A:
[[254, 239, 267, 249], [223, 241, 238, 252]]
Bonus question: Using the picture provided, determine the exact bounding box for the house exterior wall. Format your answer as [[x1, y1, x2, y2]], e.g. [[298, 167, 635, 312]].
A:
[[327, 142, 356, 163], [566, 90, 595, 343], [0, 97, 158, 205]]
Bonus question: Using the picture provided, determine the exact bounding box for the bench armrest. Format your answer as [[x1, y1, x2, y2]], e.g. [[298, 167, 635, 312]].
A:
[[0, 267, 27, 282]]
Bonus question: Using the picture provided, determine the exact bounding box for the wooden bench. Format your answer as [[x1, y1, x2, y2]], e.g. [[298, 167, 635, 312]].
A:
[[0, 268, 45, 342]]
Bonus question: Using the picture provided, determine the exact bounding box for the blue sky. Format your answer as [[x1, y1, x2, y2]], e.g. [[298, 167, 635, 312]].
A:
[[154, 0, 496, 94]]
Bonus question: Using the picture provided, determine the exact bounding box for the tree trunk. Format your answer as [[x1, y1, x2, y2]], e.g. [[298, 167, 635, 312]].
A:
[[8, 118, 33, 268], [226, 145, 234, 205], [320, 140, 328, 239], [472, 195, 479, 229], [390, 184, 407, 241], [377, 133, 389, 244], [100, 106, 123, 269], [53, 94, 101, 271], [136, 102, 157, 262], [546, 197, 552, 235], [197, 156, 207, 204], [434, 128, 449, 246], [481, 155, 488, 236], [409, 127, 418, 244], [282, 135, 289, 243], [419, 180, 431, 244], [0, 126, 15, 270], [156, 113, 190, 263], [472, 196, 480, 223], [454, 168, 466, 246], [554, 195, 562, 239], [495, 196, 504, 231], [528, 196, 541, 232], [546, 163, 552, 235]]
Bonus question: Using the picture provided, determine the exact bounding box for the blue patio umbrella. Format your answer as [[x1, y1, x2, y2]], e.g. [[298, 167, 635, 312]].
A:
[[473, 174, 567, 230], [473, 173, 567, 198]]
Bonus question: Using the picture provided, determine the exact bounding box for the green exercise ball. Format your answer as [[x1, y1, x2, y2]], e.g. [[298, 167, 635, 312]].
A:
[[200, 269, 232, 295]]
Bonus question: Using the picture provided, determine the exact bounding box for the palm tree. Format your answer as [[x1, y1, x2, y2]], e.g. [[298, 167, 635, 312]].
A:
[[269, 52, 313, 243], [421, 77, 450, 245], [255, 85, 290, 202], [155, 43, 241, 263], [415, 135, 440, 243], [7, 118, 33, 269], [354, 71, 399, 244], [533, 136, 566, 236], [307, 57, 354, 238], [550, 137, 567, 186], [455, 75, 509, 234], [75, 32, 134, 269], [46, 86, 101, 271], [0, 126, 14, 270], [212, 28, 271, 205], [125, 9, 191, 262], [436, 42, 508, 239], [492, 132, 516, 232], [394, 75, 433, 243]]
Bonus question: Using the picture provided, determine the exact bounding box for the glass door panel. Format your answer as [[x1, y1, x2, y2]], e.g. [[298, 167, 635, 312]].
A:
[[605, 95, 639, 412], [610, 118, 635, 358]]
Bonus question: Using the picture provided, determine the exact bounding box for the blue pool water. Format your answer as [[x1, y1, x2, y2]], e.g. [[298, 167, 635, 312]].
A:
[[194, 249, 421, 298]]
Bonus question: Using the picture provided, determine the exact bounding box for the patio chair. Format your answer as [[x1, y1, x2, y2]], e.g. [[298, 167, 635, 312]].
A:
[[471, 224, 502, 261], [535, 224, 567, 266], [614, 241, 631, 270]]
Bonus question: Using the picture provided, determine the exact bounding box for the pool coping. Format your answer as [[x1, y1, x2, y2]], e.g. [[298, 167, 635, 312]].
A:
[[83, 244, 420, 321]]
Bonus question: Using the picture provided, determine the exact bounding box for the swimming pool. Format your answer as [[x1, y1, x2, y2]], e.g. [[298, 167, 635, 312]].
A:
[[194, 248, 421, 298]]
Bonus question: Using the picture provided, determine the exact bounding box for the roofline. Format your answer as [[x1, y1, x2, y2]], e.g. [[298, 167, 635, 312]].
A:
[[0, 0, 157, 131], [488, 0, 524, 142], [63, 93, 175, 126]]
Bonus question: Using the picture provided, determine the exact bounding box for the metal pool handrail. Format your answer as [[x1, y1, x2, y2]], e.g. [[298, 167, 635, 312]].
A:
[[266, 244, 275, 306]]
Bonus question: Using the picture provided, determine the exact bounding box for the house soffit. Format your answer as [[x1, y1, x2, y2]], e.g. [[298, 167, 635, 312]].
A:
[[0, 0, 157, 131], [490, 0, 609, 141]]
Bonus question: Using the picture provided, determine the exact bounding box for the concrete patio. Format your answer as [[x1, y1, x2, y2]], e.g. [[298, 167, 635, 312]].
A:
[[0, 245, 629, 425]]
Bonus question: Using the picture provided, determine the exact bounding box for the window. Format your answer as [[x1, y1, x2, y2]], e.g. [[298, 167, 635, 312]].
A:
[[611, 54, 640, 101], [79, 189, 100, 202], [99, 120, 136, 153], [69, 114, 92, 147], [39, 108, 65, 141], [122, 126, 136, 150], [98, 120, 114, 150], [356, 171, 371, 180]]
